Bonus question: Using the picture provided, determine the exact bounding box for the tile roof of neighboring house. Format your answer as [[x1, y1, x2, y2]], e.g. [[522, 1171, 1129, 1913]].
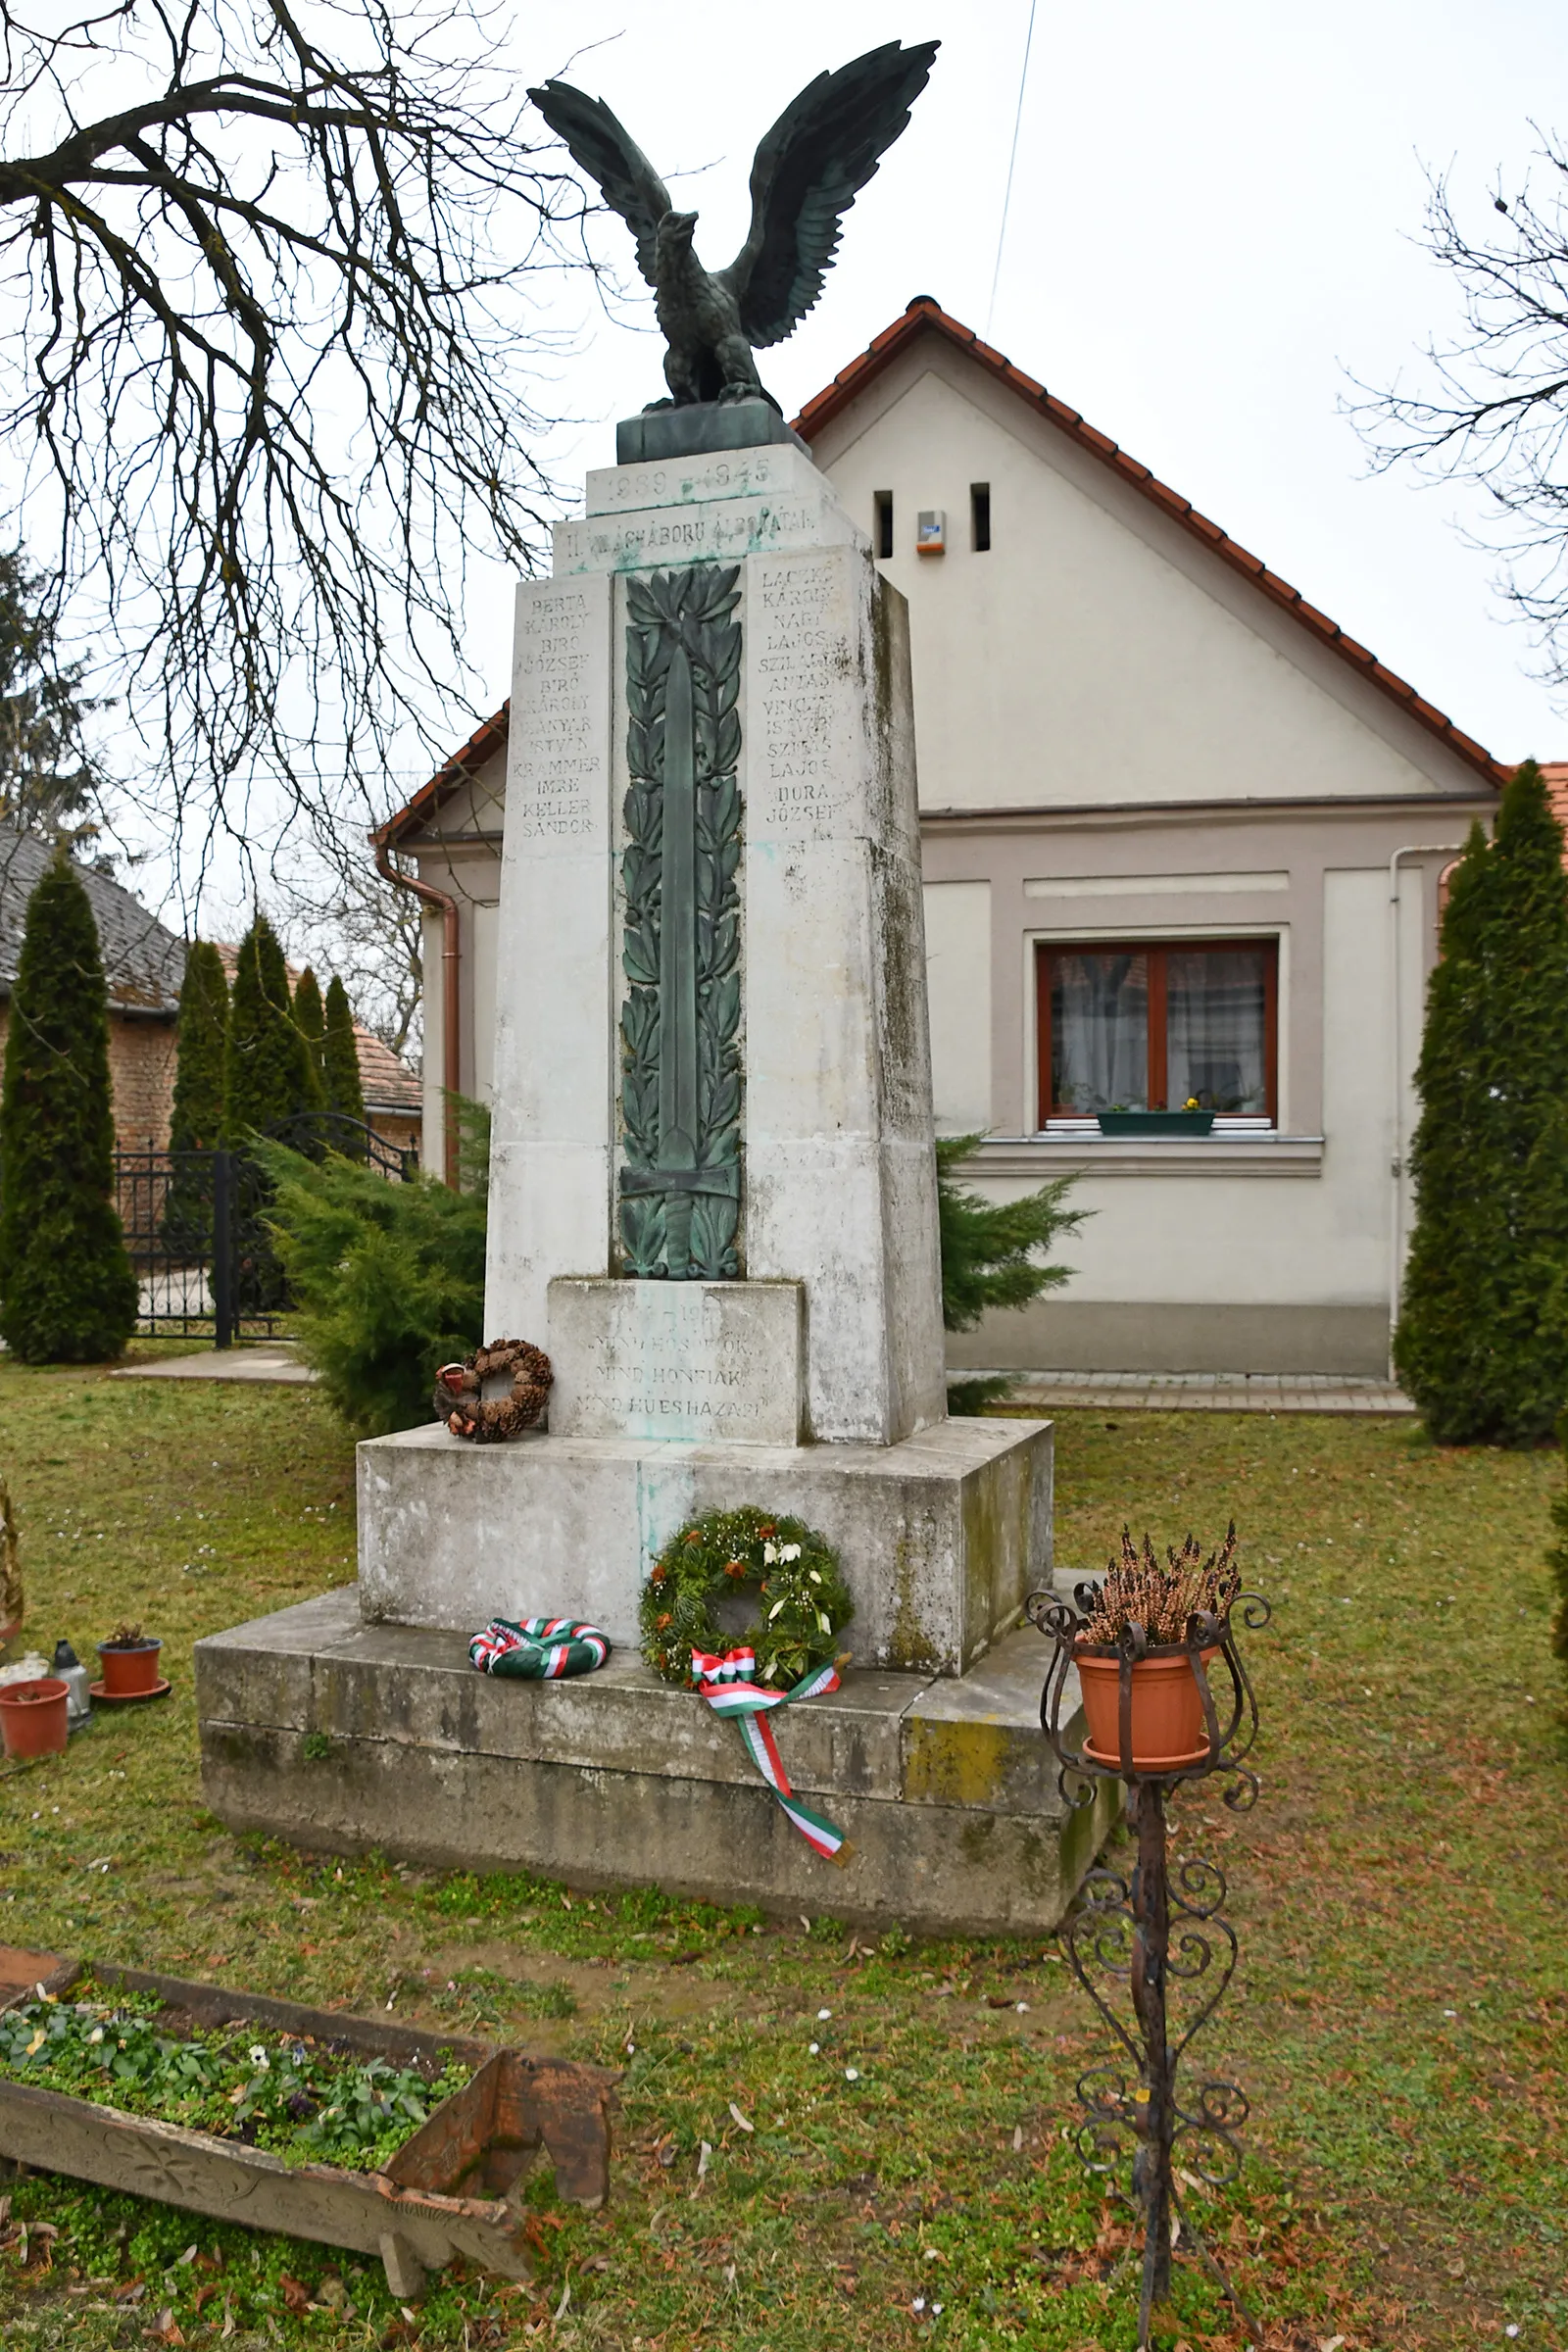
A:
[[213, 942, 421, 1116], [374, 705, 511, 848], [0, 824, 186, 1013], [793, 298, 1510, 791], [354, 1026, 422, 1113]]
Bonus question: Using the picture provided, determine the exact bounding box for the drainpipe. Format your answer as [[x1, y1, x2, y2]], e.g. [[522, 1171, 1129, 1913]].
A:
[[1387, 843, 1466, 1374], [375, 842, 461, 1188]]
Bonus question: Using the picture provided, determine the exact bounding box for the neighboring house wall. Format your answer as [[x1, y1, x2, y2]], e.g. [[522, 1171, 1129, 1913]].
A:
[[810, 335, 1478, 813], [105, 1016, 179, 1152], [401, 745, 506, 1178], [798, 315, 1495, 1376]]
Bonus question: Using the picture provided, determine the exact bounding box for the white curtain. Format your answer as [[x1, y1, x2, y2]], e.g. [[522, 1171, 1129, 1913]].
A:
[[1166, 949, 1267, 1113], [1051, 953, 1148, 1112]]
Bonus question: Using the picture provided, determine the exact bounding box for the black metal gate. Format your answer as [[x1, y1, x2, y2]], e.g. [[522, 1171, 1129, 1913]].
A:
[[115, 1116, 416, 1349]]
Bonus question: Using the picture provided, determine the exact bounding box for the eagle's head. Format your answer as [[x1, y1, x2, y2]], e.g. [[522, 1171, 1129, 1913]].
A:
[[656, 210, 699, 256]]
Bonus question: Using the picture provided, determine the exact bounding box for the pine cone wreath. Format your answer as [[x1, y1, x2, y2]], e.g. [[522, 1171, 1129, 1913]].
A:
[[433, 1340, 554, 1443]]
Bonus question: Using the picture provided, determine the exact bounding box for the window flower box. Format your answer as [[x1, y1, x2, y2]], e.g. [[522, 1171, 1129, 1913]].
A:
[[1096, 1109, 1216, 1137]]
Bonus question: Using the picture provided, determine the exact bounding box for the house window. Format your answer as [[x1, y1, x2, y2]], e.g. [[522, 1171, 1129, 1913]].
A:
[[1036, 938, 1278, 1123], [970, 483, 991, 551], [873, 490, 894, 560]]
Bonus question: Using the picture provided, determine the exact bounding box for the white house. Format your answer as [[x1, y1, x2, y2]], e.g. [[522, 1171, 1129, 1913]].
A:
[[374, 298, 1508, 1378]]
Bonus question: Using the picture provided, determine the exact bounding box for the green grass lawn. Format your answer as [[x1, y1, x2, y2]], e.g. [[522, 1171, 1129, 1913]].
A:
[[0, 1358, 1563, 2350]]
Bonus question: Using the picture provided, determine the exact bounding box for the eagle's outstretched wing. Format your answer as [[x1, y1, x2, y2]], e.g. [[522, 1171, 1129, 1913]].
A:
[[527, 79, 672, 288], [721, 40, 939, 350]]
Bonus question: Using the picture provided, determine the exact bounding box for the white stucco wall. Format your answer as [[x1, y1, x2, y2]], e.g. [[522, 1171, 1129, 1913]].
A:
[[811, 345, 1476, 814], [923, 879, 991, 1132]]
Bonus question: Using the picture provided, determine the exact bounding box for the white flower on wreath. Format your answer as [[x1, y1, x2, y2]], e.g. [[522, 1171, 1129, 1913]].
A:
[[762, 1542, 777, 1564], [778, 1543, 803, 1563]]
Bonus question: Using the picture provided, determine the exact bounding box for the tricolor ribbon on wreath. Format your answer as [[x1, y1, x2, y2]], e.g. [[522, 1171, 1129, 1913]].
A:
[[691, 1646, 851, 1864], [469, 1617, 611, 1681]]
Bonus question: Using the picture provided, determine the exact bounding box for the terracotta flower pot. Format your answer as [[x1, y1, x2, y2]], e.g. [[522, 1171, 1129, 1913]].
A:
[[96, 1638, 164, 1696], [0, 1676, 71, 1759], [1075, 1643, 1221, 1770]]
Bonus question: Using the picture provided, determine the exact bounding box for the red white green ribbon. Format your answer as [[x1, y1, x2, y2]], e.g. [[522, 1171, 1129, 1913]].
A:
[[691, 1646, 849, 1862]]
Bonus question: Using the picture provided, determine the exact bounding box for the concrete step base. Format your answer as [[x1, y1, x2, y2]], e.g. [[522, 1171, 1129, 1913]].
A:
[[195, 1587, 1117, 1936]]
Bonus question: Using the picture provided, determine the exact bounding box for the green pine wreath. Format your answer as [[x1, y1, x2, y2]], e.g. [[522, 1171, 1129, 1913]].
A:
[[641, 1506, 854, 1690]]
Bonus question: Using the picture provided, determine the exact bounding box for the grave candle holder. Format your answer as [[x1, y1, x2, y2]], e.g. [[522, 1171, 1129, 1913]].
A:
[[1026, 1579, 1273, 2348]]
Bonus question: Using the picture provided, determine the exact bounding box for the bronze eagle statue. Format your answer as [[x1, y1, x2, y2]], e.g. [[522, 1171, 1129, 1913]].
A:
[[528, 40, 939, 414]]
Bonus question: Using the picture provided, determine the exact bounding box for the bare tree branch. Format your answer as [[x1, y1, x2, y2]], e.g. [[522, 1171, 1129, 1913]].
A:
[[0, 0, 593, 887], [1349, 130, 1568, 692]]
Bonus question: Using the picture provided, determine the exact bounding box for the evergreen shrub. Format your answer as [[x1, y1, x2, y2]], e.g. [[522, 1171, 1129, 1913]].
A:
[[292, 966, 326, 1097], [258, 1104, 488, 1434], [0, 855, 139, 1359], [1395, 760, 1568, 1445], [323, 974, 367, 1126], [161, 939, 227, 1253], [224, 913, 320, 1142], [936, 1134, 1084, 1412]]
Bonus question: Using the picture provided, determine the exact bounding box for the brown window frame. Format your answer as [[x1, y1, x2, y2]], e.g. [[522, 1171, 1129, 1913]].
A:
[[1035, 936, 1279, 1126]]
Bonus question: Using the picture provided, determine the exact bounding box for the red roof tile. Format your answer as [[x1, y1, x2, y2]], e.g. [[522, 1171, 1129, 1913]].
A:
[[792, 298, 1509, 790]]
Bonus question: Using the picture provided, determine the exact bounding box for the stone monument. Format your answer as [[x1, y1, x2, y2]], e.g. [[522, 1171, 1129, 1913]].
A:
[[195, 44, 1116, 1931], [355, 440, 1045, 1679]]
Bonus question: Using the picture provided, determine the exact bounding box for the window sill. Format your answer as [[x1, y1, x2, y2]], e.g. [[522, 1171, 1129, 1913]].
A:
[[956, 1133, 1325, 1179]]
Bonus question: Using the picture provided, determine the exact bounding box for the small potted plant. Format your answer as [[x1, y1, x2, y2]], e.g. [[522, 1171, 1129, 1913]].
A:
[[1096, 1096, 1216, 1138], [95, 1621, 165, 1698], [0, 1675, 70, 1758], [1073, 1524, 1239, 1769]]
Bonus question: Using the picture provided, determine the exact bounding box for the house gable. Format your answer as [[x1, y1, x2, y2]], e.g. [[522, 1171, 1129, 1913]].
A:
[[799, 307, 1503, 815]]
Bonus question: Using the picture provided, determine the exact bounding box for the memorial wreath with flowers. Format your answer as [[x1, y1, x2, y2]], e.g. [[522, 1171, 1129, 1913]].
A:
[[640, 1506, 854, 1690]]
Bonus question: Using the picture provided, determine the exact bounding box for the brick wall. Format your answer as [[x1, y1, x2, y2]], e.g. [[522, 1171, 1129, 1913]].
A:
[[0, 1004, 177, 1154]]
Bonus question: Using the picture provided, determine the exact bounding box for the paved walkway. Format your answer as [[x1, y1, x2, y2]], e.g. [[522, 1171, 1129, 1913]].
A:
[[990, 1371, 1414, 1414], [113, 1346, 317, 1386]]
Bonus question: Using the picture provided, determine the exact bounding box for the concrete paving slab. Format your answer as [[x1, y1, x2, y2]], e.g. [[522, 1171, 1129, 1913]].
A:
[[113, 1347, 317, 1386], [992, 1372, 1412, 1415]]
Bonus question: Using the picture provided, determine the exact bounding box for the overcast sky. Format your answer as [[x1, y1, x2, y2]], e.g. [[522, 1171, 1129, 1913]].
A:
[[475, 0, 1568, 769]]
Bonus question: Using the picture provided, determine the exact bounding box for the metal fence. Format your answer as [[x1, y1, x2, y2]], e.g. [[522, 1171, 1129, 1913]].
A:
[[115, 1116, 416, 1348]]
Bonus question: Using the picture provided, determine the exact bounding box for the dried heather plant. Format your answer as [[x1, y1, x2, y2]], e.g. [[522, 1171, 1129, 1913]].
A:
[[1078, 1522, 1240, 1648]]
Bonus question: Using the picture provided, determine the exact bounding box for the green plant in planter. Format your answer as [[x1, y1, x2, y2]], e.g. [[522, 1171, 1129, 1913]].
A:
[[0, 1987, 469, 2174], [1078, 1524, 1240, 1649]]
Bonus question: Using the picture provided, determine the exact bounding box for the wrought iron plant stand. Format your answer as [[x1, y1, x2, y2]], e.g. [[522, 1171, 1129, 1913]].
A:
[[1026, 1580, 1272, 2347]]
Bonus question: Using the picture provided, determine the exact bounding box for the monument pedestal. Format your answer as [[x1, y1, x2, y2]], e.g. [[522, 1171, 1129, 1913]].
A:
[[196, 1589, 1119, 1936], [357, 1413, 1052, 1680], [197, 433, 1106, 1930]]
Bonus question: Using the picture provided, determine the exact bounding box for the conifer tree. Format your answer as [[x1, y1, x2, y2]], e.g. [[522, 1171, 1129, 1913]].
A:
[[161, 938, 229, 1252], [323, 974, 367, 1126], [292, 966, 326, 1099], [223, 912, 319, 1142], [0, 854, 138, 1359], [1395, 760, 1568, 1445], [937, 1136, 1085, 1411]]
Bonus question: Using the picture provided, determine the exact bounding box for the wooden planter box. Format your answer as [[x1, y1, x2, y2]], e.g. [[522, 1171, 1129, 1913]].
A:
[[0, 1946, 616, 2302]]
